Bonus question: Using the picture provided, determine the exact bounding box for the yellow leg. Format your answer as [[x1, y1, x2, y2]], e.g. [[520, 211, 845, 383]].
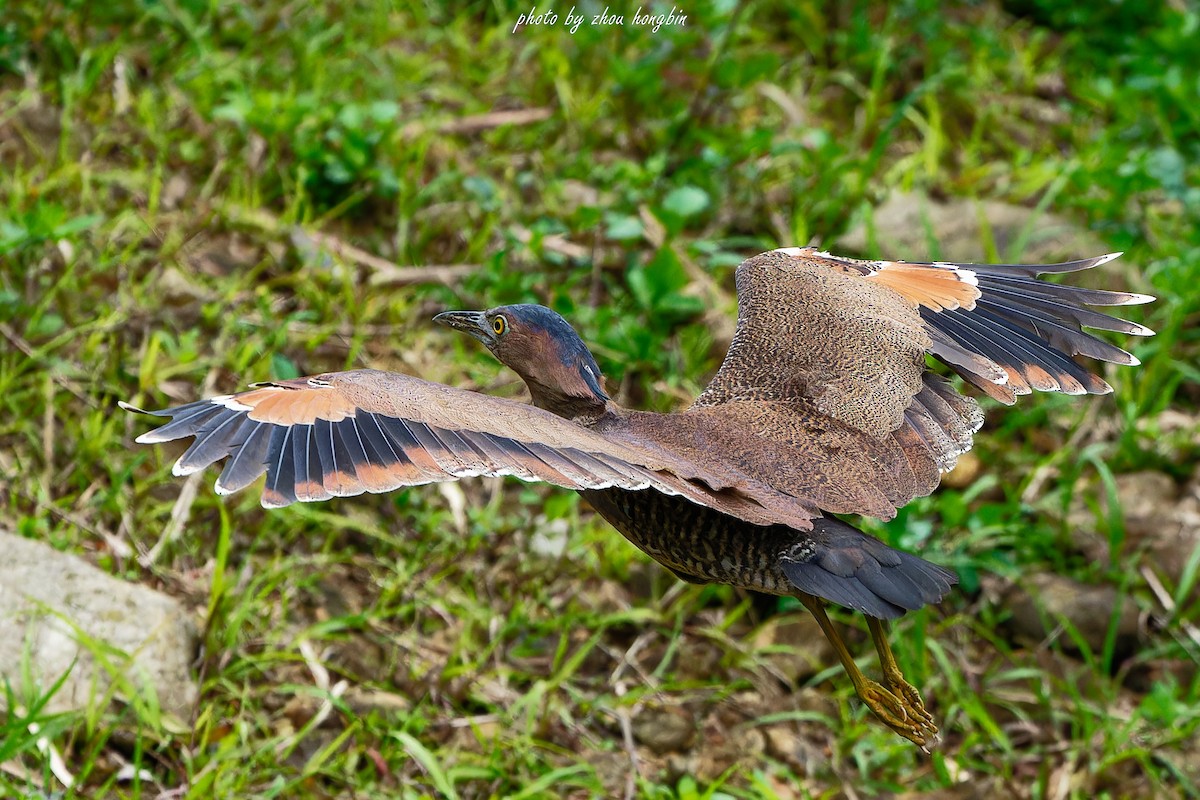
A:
[[866, 616, 937, 733], [798, 594, 939, 750]]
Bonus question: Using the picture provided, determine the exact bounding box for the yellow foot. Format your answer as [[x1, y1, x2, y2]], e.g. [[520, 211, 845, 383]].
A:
[[884, 674, 937, 731], [859, 679, 940, 751]]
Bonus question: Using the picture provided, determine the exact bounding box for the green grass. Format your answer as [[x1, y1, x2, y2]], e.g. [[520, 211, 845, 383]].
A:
[[2, 0, 1198, 797]]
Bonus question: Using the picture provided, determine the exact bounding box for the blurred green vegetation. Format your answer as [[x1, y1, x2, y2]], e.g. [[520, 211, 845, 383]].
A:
[[1, 0, 1197, 797]]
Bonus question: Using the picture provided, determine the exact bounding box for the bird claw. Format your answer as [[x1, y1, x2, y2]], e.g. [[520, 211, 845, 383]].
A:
[[886, 675, 937, 729], [859, 679, 940, 750]]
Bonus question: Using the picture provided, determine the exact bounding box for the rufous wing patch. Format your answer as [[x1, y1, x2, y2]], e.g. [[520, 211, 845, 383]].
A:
[[865, 262, 982, 312], [236, 384, 358, 425]]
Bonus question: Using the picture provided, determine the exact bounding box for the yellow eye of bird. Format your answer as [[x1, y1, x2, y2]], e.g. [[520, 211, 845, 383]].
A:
[[492, 316, 506, 335]]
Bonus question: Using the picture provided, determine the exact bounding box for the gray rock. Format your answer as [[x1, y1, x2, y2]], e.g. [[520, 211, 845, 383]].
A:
[[1001, 573, 1140, 659], [1116, 471, 1179, 541], [1125, 470, 1200, 600], [0, 531, 198, 719], [632, 704, 696, 754], [1069, 469, 1200, 602], [838, 190, 1110, 265]]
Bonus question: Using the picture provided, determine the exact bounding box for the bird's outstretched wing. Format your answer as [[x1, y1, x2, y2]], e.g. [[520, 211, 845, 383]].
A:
[[122, 369, 819, 528], [682, 247, 1152, 517], [696, 248, 1152, 424], [798, 248, 1153, 404]]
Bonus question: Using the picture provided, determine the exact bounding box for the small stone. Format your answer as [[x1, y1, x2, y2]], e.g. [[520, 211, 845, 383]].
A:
[[1120, 470, 1200, 600], [1001, 573, 1140, 659], [1153, 410, 1200, 440], [632, 704, 696, 754], [727, 690, 768, 718], [793, 686, 837, 717], [763, 726, 802, 769], [0, 530, 198, 719], [342, 686, 411, 717], [558, 180, 603, 212], [1115, 471, 1178, 541], [1072, 469, 1200, 600], [675, 639, 724, 681]]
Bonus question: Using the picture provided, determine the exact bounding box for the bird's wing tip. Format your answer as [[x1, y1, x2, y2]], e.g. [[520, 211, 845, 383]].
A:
[[1093, 252, 1156, 307], [171, 459, 201, 477], [1119, 292, 1157, 306]]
